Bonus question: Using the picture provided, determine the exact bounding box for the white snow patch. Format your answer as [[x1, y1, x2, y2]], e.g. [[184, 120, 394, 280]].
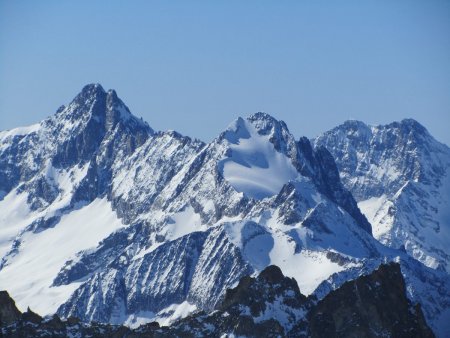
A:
[[220, 118, 298, 199], [368, 163, 401, 182], [0, 190, 36, 258], [224, 221, 273, 270], [0, 123, 40, 142], [123, 300, 197, 329], [358, 194, 393, 239], [0, 163, 90, 260], [269, 231, 344, 295], [43, 162, 90, 211], [155, 301, 198, 326], [165, 206, 206, 241]]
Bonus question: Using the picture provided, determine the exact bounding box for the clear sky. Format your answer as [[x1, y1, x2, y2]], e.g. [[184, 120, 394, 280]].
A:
[[1, 0, 449, 145]]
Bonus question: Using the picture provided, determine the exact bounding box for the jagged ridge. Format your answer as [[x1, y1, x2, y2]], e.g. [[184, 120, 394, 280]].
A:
[[0, 85, 449, 337], [0, 263, 435, 337]]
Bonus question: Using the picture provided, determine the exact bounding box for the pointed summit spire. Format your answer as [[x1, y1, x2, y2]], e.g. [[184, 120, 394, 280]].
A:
[[54, 84, 153, 135], [47, 84, 153, 168], [71, 83, 106, 107], [81, 83, 105, 94]]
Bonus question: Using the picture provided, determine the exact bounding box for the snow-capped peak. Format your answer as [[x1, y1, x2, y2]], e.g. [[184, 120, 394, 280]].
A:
[[247, 112, 290, 135], [1, 86, 450, 337], [54, 83, 153, 135], [218, 116, 299, 200], [315, 119, 450, 273]]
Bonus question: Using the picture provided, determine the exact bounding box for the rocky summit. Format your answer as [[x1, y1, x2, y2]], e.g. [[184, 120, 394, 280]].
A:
[[0, 84, 449, 337]]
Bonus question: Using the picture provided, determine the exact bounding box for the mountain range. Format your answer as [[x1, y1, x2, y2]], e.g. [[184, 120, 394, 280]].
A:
[[0, 84, 449, 336]]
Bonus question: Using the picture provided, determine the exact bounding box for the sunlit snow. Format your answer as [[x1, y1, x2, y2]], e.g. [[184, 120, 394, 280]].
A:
[[219, 118, 298, 199], [165, 206, 206, 241], [0, 123, 41, 143], [0, 190, 35, 258], [0, 198, 125, 315]]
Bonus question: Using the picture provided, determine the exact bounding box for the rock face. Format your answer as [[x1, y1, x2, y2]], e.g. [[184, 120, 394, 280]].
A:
[[0, 263, 435, 337], [170, 263, 434, 337], [306, 263, 434, 338], [56, 227, 254, 324], [216, 265, 308, 332], [0, 84, 152, 209], [0, 291, 21, 327], [314, 120, 450, 273], [0, 288, 149, 338], [0, 85, 449, 337]]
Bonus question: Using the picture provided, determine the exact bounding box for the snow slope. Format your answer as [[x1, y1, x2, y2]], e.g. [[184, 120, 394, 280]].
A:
[[0, 197, 125, 314], [219, 117, 299, 199], [0, 190, 35, 258]]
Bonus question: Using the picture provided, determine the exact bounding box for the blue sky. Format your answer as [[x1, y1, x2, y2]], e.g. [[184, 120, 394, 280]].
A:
[[1, 0, 449, 144]]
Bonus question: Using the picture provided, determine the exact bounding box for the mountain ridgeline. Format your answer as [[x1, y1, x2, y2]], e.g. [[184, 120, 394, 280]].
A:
[[0, 263, 435, 337], [314, 119, 450, 272], [0, 84, 449, 337]]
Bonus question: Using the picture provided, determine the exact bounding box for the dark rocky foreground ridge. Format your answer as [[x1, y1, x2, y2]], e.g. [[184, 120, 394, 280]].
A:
[[0, 263, 434, 337]]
